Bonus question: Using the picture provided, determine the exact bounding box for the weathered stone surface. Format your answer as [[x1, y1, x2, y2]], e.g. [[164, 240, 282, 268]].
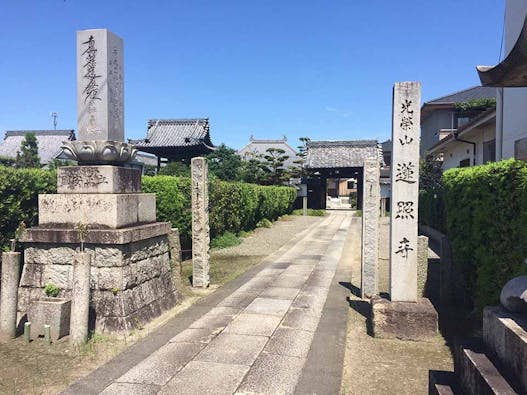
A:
[[483, 305, 527, 393], [500, 276, 527, 313], [21, 222, 170, 245], [38, 193, 156, 229], [361, 157, 380, 298], [191, 157, 210, 287], [19, 234, 178, 333], [70, 252, 91, 345], [57, 166, 141, 194], [371, 295, 437, 341], [0, 252, 21, 338], [390, 81, 421, 302], [428, 370, 458, 395], [455, 340, 517, 395], [417, 235, 429, 296], [27, 298, 71, 340], [194, 333, 268, 365], [77, 29, 124, 142]]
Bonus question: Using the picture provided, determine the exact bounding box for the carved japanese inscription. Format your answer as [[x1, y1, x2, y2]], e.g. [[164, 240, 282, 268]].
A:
[[390, 81, 421, 302]]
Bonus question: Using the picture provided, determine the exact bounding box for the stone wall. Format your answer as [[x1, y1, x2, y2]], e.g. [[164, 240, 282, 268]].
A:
[[19, 234, 179, 332]]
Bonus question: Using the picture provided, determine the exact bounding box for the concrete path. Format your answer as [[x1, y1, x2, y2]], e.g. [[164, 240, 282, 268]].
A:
[[65, 211, 354, 395]]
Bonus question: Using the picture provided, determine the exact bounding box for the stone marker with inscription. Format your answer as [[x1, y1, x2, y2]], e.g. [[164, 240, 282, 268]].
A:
[[191, 157, 210, 288], [371, 81, 438, 341], [17, 29, 179, 333], [361, 157, 380, 298]]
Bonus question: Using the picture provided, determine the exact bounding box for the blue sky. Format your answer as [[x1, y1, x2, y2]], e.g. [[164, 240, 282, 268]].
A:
[[0, 0, 504, 150]]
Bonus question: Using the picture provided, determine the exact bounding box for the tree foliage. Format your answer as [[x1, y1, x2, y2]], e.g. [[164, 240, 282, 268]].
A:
[[16, 133, 41, 168], [206, 144, 243, 181]]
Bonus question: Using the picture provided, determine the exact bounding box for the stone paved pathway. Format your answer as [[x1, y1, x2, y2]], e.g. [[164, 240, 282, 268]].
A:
[[65, 211, 353, 395]]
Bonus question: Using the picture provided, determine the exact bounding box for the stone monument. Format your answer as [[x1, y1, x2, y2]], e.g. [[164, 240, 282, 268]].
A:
[[371, 82, 437, 341], [18, 29, 178, 332], [191, 157, 210, 288], [361, 157, 380, 298]]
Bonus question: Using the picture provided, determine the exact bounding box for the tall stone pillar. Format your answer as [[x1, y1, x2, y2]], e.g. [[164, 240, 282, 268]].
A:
[[0, 252, 21, 338], [192, 157, 210, 288], [389, 81, 421, 302], [361, 158, 380, 298]]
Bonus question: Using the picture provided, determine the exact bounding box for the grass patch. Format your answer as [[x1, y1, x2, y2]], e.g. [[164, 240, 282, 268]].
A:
[[256, 218, 272, 228], [211, 232, 241, 249], [292, 209, 326, 216], [354, 210, 362, 217]]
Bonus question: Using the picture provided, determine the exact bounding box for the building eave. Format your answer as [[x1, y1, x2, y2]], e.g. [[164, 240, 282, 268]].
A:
[[477, 15, 527, 87]]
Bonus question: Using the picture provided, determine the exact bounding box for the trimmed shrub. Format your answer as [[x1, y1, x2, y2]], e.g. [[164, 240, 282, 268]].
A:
[[0, 166, 56, 250], [142, 176, 296, 241], [418, 188, 446, 233], [440, 159, 527, 308]]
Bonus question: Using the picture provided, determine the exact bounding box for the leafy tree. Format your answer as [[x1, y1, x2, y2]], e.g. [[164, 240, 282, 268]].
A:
[[239, 157, 266, 184], [288, 136, 312, 179], [206, 144, 243, 181], [420, 154, 443, 190], [16, 133, 41, 168], [159, 161, 190, 177], [261, 148, 289, 185]]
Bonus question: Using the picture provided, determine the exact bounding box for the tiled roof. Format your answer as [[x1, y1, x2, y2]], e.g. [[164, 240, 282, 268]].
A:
[[238, 138, 299, 168], [305, 140, 381, 169], [425, 86, 496, 105], [134, 119, 213, 148], [0, 130, 75, 164]]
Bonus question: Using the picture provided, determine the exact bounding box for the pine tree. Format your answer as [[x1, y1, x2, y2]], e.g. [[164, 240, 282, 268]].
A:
[[16, 133, 41, 168]]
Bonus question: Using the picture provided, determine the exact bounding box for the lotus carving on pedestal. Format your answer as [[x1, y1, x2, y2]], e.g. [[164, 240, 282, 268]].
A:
[[61, 140, 137, 165]]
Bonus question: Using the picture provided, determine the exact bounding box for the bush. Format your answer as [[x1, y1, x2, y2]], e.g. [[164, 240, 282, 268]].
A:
[[441, 159, 527, 308], [291, 209, 326, 216], [44, 283, 60, 297], [0, 166, 56, 250], [142, 175, 296, 241], [256, 218, 272, 228], [418, 189, 446, 232], [211, 232, 241, 249]]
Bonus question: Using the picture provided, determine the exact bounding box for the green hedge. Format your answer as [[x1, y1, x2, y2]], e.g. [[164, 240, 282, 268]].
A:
[[0, 166, 56, 249], [143, 176, 297, 241], [418, 188, 446, 233], [0, 169, 296, 251], [440, 159, 527, 308]]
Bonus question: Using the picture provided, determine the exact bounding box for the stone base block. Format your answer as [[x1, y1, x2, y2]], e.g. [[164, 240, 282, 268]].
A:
[[27, 297, 71, 340], [428, 370, 458, 395], [454, 339, 517, 395], [19, 226, 179, 333], [57, 166, 141, 194], [38, 193, 156, 229], [483, 305, 527, 393], [371, 296, 438, 341]]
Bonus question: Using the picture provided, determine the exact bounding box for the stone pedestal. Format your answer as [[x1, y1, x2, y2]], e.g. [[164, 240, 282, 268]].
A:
[[19, 223, 177, 332], [19, 164, 179, 333], [371, 295, 438, 341]]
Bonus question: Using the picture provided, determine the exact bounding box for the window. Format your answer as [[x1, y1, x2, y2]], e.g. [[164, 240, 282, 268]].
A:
[[459, 158, 470, 167], [482, 139, 496, 164], [347, 180, 355, 189]]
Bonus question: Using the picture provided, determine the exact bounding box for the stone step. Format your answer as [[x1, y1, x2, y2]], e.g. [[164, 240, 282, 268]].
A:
[[428, 370, 459, 395], [455, 339, 519, 395], [483, 306, 527, 394]]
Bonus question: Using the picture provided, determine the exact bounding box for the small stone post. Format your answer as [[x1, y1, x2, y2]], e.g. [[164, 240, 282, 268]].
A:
[[303, 196, 308, 216], [390, 81, 421, 302], [191, 157, 210, 288], [70, 252, 91, 345], [361, 157, 380, 298], [0, 251, 21, 338], [169, 227, 182, 277], [417, 235, 429, 296]]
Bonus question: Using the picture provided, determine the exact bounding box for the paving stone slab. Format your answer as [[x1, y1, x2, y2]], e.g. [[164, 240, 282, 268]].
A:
[[259, 287, 301, 300], [169, 328, 221, 344], [100, 382, 160, 395], [282, 266, 314, 275], [116, 342, 204, 386], [264, 327, 314, 358], [217, 291, 260, 308], [224, 313, 282, 336], [236, 276, 275, 292], [236, 353, 306, 394], [206, 306, 241, 315], [189, 312, 235, 330], [292, 292, 327, 314], [245, 297, 292, 316], [195, 333, 268, 365], [160, 361, 249, 395], [273, 275, 310, 289], [305, 270, 335, 288], [255, 268, 285, 277], [281, 307, 321, 332]]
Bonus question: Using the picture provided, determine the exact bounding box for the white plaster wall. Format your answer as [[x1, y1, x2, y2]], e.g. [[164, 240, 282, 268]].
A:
[[498, 0, 527, 159], [442, 142, 473, 170], [441, 124, 495, 170], [421, 109, 454, 157]]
